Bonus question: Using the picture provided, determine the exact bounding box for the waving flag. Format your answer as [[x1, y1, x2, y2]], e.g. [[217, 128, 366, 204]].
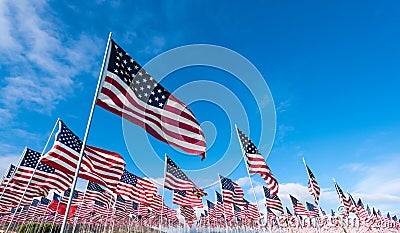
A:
[[236, 128, 278, 195], [172, 190, 203, 208], [215, 191, 224, 218], [306, 202, 319, 217], [220, 175, 245, 206], [263, 186, 283, 213], [290, 195, 309, 217], [164, 156, 205, 196], [42, 120, 125, 192], [116, 169, 157, 204], [97, 39, 206, 158], [86, 181, 115, 207], [303, 159, 320, 204], [333, 180, 351, 211]]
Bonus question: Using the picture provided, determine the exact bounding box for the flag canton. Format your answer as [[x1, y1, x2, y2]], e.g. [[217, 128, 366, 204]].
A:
[[6, 164, 16, 178], [233, 204, 241, 212], [207, 200, 214, 209], [37, 162, 55, 174], [290, 195, 299, 207], [174, 190, 186, 197], [40, 197, 50, 205], [306, 202, 315, 212], [306, 165, 315, 178], [286, 207, 292, 216], [357, 199, 364, 208], [220, 176, 235, 192], [132, 201, 138, 210], [87, 181, 104, 193], [237, 129, 260, 154], [166, 157, 189, 181], [120, 170, 137, 186], [53, 193, 61, 202], [94, 201, 105, 207], [31, 199, 39, 207], [244, 199, 249, 209], [21, 148, 41, 168], [56, 121, 83, 154], [216, 191, 223, 203], [108, 40, 170, 109], [64, 188, 79, 199], [263, 186, 279, 200], [204, 210, 208, 216], [117, 195, 125, 203]]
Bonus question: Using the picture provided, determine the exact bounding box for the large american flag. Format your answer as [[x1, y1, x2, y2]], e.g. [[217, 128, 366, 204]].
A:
[[236, 128, 278, 195], [97, 39, 206, 158], [41, 120, 126, 192], [164, 156, 205, 196], [263, 186, 283, 213], [172, 190, 203, 208], [220, 175, 245, 206], [116, 169, 157, 204], [289, 195, 309, 217], [304, 163, 320, 205]]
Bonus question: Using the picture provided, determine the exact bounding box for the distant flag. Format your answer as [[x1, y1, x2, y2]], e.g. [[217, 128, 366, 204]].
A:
[[303, 159, 320, 204], [215, 191, 224, 218], [331, 209, 335, 217], [306, 202, 319, 217], [289, 195, 309, 217], [244, 199, 259, 221], [97, 39, 206, 158], [164, 156, 205, 197], [236, 128, 278, 195], [263, 186, 283, 213], [180, 206, 197, 227], [366, 204, 371, 215], [356, 198, 369, 221], [41, 120, 125, 192], [172, 190, 203, 208], [347, 193, 358, 213], [116, 169, 157, 204], [333, 180, 351, 212], [320, 207, 326, 216], [219, 175, 245, 206], [85, 181, 115, 207]]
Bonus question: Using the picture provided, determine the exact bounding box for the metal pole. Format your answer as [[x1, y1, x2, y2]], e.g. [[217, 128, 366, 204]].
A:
[[234, 125, 266, 232], [59, 32, 112, 233], [158, 154, 168, 232]]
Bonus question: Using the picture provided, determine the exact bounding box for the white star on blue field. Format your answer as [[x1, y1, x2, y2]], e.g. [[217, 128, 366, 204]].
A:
[[1, 0, 400, 217]]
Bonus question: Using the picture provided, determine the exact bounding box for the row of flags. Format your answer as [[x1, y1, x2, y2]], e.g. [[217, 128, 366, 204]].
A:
[[1, 35, 398, 233]]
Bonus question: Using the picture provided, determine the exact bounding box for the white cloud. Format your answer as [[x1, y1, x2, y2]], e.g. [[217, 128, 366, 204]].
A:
[[0, 0, 101, 116]]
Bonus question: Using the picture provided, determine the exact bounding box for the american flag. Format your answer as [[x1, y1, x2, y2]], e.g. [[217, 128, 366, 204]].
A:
[[347, 193, 358, 213], [215, 191, 224, 218], [172, 190, 203, 208], [263, 186, 283, 213], [233, 204, 245, 221], [236, 128, 278, 195], [207, 200, 216, 221], [2, 148, 72, 206], [180, 206, 196, 227], [356, 198, 369, 221], [0, 164, 16, 195], [164, 156, 205, 198], [97, 39, 206, 158], [244, 199, 259, 221], [86, 181, 115, 207], [333, 180, 351, 211], [289, 195, 309, 217], [62, 188, 84, 205], [41, 120, 125, 192], [115, 195, 126, 212], [116, 169, 157, 204], [220, 175, 245, 206], [306, 202, 319, 217], [304, 162, 320, 204], [150, 194, 163, 211]]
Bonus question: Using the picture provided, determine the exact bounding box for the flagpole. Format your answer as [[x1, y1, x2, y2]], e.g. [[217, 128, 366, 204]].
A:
[[302, 157, 321, 232], [59, 32, 112, 233], [5, 118, 60, 232], [159, 154, 167, 232], [234, 125, 267, 232]]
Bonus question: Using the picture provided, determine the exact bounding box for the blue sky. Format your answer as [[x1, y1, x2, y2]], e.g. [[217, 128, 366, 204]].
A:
[[1, 0, 400, 218]]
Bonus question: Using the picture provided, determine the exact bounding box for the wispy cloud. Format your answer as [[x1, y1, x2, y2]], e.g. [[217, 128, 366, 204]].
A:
[[0, 0, 101, 117]]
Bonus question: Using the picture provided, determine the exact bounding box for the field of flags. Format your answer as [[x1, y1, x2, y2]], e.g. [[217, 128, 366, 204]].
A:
[[0, 34, 399, 233]]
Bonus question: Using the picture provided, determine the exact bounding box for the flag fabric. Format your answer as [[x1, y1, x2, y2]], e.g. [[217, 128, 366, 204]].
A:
[[306, 202, 319, 217], [215, 191, 224, 218], [86, 181, 115, 207], [286, 207, 293, 216], [2, 148, 72, 206], [356, 198, 369, 221], [116, 169, 157, 204], [180, 206, 196, 227], [304, 163, 320, 204], [334, 181, 351, 211], [220, 175, 245, 206], [263, 186, 283, 213], [244, 199, 259, 221], [236, 128, 279, 195], [172, 190, 203, 208], [290, 195, 309, 217], [41, 120, 125, 192], [97, 39, 206, 158]]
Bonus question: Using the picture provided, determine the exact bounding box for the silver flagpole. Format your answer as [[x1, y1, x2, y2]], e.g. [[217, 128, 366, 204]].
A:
[[5, 118, 60, 232], [59, 31, 112, 233], [159, 154, 167, 232], [234, 125, 267, 232]]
